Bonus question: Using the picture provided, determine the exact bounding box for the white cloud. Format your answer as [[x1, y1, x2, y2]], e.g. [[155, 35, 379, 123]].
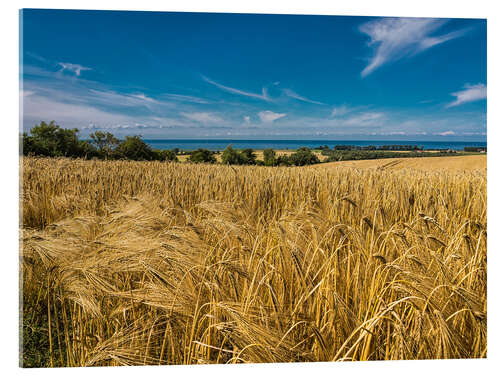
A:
[[243, 116, 251, 124], [359, 18, 469, 77], [58, 62, 92, 76], [180, 112, 224, 124], [130, 93, 157, 103], [20, 89, 35, 98], [202, 75, 271, 101], [21, 82, 209, 133], [258, 110, 286, 123], [22, 92, 136, 129], [282, 89, 325, 105], [447, 83, 487, 107], [160, 93, 211, 104], [344, 112, 384, 125], [435, 130, 456, 136], [331, 105, 354, 117], [85, 89, 170, 110]]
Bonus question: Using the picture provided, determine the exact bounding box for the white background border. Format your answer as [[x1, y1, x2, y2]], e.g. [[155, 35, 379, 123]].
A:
[[2, 1, 497, 374]]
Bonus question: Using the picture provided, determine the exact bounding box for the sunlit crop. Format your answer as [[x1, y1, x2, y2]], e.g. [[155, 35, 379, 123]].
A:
[[21, 156, 487, 366]]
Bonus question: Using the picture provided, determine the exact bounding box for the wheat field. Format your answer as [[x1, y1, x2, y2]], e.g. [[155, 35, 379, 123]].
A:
[[316, 155, 487, 172], [20, 156, 487, 367]]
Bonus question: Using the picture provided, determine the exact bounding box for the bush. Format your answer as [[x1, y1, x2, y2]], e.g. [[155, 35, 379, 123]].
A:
[[22, 132, 48, 156], [188, 149, 217, 164], [115, 136, 155, 161], [76, 140, 100, 159], [288, 147, 320, 166], [263, 149, 277, 166], [240, 149, 257, 165], [153, 149, 179, 162], [90, 131, 120, 159], [276, 155, 291, 166], [221, 145, 241, 165], [222, 146, 257, 165]]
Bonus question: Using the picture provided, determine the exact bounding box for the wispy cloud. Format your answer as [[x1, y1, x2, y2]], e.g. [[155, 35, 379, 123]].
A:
[[331, 104, 356, 117], [435, 130, 456, 136], [20, 89, 35, 97], [22, 93, 136, 129], [130, 93, 157, 103], [180, 112, 225, 124], [202, 75, 271, 102], [343, 112, 384, 125], [58, 62, 92, 76], [282, 89, 325, 105], [359, 18, 469, 77], [84, 89, 170, 110], [159, 93, 212, 104], [446, 83, 487, 107], [21, 65, 219, 133], [258, 110, 286, 123], [22, 88, 226, 134], [25, 52, 51, 64]]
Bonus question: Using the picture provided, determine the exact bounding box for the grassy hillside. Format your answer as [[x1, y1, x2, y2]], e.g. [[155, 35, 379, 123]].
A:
[[21, 157, 487, 366]]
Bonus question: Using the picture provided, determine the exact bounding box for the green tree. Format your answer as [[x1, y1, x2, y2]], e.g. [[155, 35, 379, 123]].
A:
[[54, 128, 81, 157], [115, 136, 155, 161], [289, 147, 320, 166], [263, 148, 276, 166], [75, 140, 99, 159], [29, 121, 59, 145], [22, 132, 41, 156], [153, 149, 179, 162], [24, 121, 84, 157], [188, 148, 216, 164], [276, 154, 291, 166], [90, 131, 120, 159], [239, 148, 257, 165], [221, 145, 242, 165]]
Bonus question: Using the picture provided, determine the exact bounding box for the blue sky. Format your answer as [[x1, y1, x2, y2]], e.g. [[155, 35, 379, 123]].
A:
[[20, 9, 486, 140]]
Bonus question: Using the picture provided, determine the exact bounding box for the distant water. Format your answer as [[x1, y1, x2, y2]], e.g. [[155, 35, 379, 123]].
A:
[[144, 139, 487, 151]]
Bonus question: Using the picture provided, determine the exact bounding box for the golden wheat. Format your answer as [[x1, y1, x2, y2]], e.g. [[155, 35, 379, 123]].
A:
[[20, 156, 487, 366]]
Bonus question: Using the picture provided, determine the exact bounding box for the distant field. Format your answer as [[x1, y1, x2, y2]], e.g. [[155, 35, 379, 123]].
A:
[[315, 155, 486, 171]]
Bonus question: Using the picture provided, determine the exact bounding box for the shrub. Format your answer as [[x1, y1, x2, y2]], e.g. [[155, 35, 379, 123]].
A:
[[221, 145, 242, 165], [90, 131, 120, 159], [76, 140, 100, 159], [153, 149, 179, 162], [276, 155, 291, 166], [239, 149, 257, 165], [115, 136, 155, 161], [263, 148, 277, 166], [188, 148, 217, 164], [288, 147, 320, 166]]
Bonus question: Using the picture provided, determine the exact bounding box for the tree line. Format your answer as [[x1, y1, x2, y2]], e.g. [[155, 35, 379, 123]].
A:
[[22, 121, 469, 166], [22, 121, 179, 161], [21, 121, 321, 166]]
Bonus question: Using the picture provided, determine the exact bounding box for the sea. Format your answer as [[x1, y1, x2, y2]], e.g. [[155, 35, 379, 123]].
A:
[[143, 139, 487, 151]]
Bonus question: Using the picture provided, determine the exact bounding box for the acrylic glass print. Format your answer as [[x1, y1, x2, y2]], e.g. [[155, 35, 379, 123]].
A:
[[20, 9, 487, 367]]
